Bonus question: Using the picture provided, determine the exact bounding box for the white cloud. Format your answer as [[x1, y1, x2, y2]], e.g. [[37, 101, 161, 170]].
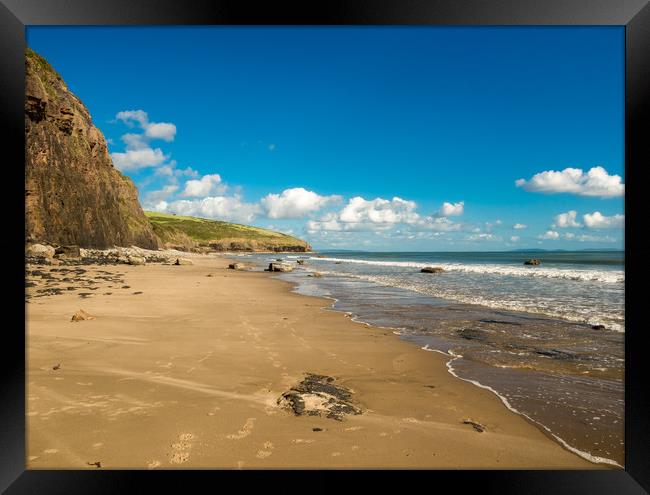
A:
[[152, 200, 168, 212], [144, 184, 179, 205], [553, 210, 582, 228], [510, 235, 520, 242], [306, 197, 462, 234], [516, 166, 624, 198], [111, 147, 167, 171], [122, 133, 149, 150], [539, 230, 560, 240], [563, 233, 576, 239], [465, 233, 496, 241], [339, 196, 420, 225], [437, 201, 464, 217], [181, 174, 226, 198], [116, 110, 148, 127], [582, 211, 624, 229], [576, 234, 617, 243], [160, 196, 261, 223], [116, 110, 176, 142], [261, 188, 342, 219], [111, 110, 177, 171], [145, 122, 176, 141], [513, 223, 527, 230]]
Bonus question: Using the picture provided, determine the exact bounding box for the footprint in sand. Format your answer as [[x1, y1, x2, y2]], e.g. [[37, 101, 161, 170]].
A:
[[291, 438, 315, 445], [256, 441, 274, 459], [168, 433, 195, 464], [227, 418, 256, 440]]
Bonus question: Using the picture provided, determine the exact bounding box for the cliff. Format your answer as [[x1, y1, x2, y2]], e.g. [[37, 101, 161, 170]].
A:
[[25, 48, 159, 249]]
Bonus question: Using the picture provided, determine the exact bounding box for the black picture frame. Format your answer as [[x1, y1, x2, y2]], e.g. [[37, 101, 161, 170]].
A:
[[2, 1, 648, 493]]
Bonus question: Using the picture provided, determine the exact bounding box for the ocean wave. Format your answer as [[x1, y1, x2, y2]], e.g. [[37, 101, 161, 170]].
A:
[[309, 256, 624, 284], [305, 268, 625, 333]]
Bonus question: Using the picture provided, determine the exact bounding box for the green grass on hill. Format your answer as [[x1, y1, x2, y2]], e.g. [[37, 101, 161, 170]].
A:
[[145, 211, 310, 251]]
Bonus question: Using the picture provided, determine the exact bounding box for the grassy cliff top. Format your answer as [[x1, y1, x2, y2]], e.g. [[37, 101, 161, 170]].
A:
[[145, 211, 310, 249]]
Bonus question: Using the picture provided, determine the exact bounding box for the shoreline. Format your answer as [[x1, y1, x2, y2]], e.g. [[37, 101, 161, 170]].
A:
[[273, 270, 622, 468], [27, 254, 606, 468]]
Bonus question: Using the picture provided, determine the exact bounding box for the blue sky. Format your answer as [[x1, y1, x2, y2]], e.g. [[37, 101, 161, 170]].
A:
[[27, 26, 624, 251]]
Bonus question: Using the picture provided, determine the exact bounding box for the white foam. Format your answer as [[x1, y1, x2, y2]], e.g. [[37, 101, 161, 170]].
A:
[[310, 256, 624, 284], [304, 268, 625, 333]]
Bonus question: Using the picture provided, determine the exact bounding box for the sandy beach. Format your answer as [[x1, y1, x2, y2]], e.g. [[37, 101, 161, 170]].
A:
[[26, 255, 600, 469]]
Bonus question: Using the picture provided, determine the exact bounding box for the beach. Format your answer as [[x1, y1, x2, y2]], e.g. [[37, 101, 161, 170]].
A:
[[26, 254, 600, 469]]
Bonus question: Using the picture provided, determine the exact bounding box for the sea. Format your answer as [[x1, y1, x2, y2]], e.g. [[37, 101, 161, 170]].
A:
[[233, 250, 625, 467]]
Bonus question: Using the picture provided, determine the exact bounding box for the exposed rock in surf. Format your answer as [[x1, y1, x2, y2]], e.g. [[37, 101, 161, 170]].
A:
[[524, 259, 541, 266], [296, 259, 305, 265], [307, 272, 323, 278], [266, 262, 293, 272], [277, 373, 362, 421], [228, 263, 244, 270], [591, 324, 607, 331], [421, 266, 444, 273], [534, 348, 576, 360], [457, 328, 487, 341], [479, 319, 522, 326]]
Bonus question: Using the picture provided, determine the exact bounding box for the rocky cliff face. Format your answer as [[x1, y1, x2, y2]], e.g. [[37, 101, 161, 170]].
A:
[[25, 48, 159, 249]]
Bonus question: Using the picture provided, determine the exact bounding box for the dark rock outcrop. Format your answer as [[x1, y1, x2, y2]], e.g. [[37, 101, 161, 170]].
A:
[[25, 48, 159, 249], [421, 266, 444, 273], [277, 373, 362, 421], [524, 259, 541, 266]]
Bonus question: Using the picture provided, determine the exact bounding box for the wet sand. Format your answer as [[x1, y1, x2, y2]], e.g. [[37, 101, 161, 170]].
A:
[[26, 255, 601, 469]]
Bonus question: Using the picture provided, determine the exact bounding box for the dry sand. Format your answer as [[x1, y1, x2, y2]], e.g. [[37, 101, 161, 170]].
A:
[[26, 255, 601, 469]]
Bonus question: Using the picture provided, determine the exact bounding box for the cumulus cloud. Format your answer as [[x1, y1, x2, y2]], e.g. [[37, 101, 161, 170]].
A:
[[111, 147, 167, 171], [143, 184, 179, 206], [553, 210, 582, 228], [181, 174, 226, 197], [159, 196, 261, 223], [576, 234, 617, 243], [145, 122, 176, 141], [261, 188, 342, 219], [513, 223, 527, 230], [510, 235, 520, 242], [582, 212, 624, 229], [436, 201, 464, 217], [539, 230, 560, 240], [111, 109, 177, 171], [116, 110, 148, 127], [116, 110, 176, 141], [515, 166, 624, 198], [339, 196, 420, 225], [305, 196, 463, 234], [465, 233, 497, 241]]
